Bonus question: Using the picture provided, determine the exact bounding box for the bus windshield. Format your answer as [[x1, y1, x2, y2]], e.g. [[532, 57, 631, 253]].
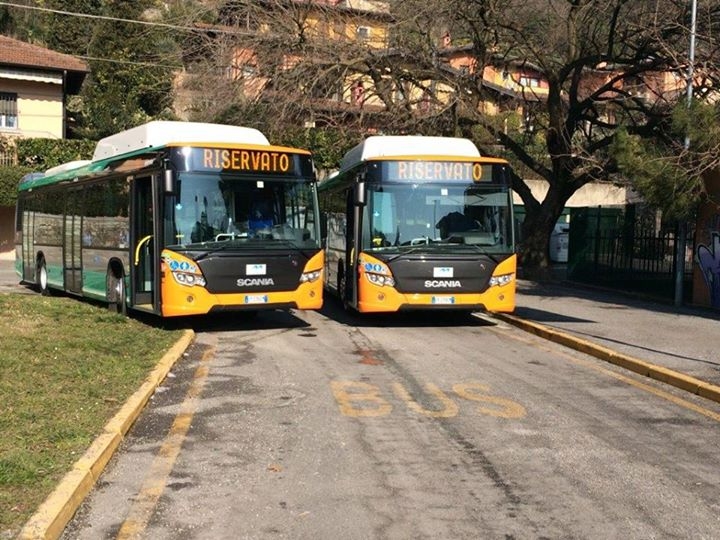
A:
[[363, 181, 513, 253], [165, 172, 320, 250]]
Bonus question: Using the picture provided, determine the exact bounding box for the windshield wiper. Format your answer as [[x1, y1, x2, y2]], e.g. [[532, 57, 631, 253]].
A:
[[193, 243, 235, 261], [386, 245, 431, 262], [269, 239, 318, 258], [188, 238, 317, 261], [386, 242, 501, 263], [460, 244, 500, 263]]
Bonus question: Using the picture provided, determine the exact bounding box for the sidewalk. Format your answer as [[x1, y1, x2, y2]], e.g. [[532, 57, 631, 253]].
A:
[[0, 252, 29, 294], [499, 279, 720, 395]]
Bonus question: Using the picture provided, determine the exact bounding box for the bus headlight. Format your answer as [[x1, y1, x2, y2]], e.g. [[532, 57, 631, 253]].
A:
[[365, 272, 395, 287], [171, 270, 207, 287], [300, 269, 322, 283], [489, 273, 514, 287]]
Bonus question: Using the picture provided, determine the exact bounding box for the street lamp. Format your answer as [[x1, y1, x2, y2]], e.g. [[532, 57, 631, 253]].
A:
[[675, 0, 697, 307], [684, 0, 698, 150]]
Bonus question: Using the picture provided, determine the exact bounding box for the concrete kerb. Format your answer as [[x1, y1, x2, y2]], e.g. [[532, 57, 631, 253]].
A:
[[18, 329, 196, 540], [494, 313, 720, 405]]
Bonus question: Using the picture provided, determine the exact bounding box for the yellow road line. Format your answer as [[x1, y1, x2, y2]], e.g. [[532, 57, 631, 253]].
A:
[[492, 326, 720, 423], [116, 345, 215, 539], [18, 330, 195, 540]]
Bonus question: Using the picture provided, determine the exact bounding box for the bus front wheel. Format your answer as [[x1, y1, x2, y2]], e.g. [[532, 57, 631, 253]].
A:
[[36, 257, 50, 296], [107, 269, 127, 316]]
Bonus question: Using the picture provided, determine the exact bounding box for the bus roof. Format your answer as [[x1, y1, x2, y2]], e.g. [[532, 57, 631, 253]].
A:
[[18, 121, 277, 191], [339, 135, 481, 171], [93, 120, 270, 160]]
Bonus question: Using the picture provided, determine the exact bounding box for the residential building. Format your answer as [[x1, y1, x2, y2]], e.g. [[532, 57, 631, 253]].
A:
[[0, 35, 89, 256], [0, 35, 88, 145], [441, 43, 550, 117], [173, 0, 391, 122]]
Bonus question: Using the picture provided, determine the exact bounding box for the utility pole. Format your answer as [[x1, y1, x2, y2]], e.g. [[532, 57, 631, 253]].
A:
[[675, 0, 697, 307]]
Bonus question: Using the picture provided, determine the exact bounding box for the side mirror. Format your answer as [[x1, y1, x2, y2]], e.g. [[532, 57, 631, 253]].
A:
[[163, 169, 176, 194], [354, 181, 366, 206]]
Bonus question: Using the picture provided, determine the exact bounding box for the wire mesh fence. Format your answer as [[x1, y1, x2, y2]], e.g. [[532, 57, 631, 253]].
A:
[[567, 205, 694, 300]]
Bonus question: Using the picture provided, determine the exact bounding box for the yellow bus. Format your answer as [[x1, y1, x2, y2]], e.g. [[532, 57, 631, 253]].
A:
[[319, 135, 516, 314], [16, 121, 323, 317]]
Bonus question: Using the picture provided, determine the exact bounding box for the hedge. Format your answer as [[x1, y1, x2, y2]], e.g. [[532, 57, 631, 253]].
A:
[[0, 138, 95, 206], [0, 165, 35, 206], [15, 138, 95, 169]]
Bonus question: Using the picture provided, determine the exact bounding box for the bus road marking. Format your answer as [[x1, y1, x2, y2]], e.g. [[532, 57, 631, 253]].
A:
[[116, 345, 215, 539], [392, 382, 459, 418], [330, 381, 393, 417], [453, 382, 527, 418], [331, 380, 526, 419]]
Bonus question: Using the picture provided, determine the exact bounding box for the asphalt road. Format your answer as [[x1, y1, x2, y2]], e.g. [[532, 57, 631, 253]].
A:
[[61, 302, 720, 540]]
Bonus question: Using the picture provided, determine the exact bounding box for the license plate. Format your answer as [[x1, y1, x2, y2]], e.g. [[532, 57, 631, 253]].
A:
[[244, 295, 269, 304], [432, 296, 455, 305]]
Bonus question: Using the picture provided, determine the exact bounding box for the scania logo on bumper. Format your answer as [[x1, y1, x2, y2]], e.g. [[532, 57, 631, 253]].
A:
[[424, 279, 462, 288], [237, 277, 275, 287]]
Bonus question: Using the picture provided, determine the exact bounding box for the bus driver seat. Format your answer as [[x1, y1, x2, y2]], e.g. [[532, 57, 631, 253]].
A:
[[436, 211, 478, 239], [248, 200, 274, 236]]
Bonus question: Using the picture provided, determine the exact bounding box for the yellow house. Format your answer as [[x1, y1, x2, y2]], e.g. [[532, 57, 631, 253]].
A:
[[440, 43, 549, 119], [0, 35, 88, 256], [0, 35, 88, 142]]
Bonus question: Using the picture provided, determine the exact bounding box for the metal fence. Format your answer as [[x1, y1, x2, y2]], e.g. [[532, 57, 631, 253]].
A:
[[567, 206, 694, 300], [0, 150, 17, 166]]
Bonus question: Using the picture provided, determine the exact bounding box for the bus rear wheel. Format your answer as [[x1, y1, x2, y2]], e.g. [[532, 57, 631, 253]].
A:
[[37, 257, 50, 296], [107, 269, 127, 316]]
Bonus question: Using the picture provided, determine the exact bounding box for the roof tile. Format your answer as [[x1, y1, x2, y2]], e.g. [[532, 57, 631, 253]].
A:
[[0, 34, 88, 73]]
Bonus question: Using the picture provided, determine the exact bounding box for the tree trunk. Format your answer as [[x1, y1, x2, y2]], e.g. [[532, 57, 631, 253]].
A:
[[519, 214, 554, 281], [519, 186, 569, 281]]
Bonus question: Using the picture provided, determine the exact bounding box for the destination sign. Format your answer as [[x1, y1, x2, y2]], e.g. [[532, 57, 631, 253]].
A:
[[191, 147, 296, 174], [386, 161, 486, 182]]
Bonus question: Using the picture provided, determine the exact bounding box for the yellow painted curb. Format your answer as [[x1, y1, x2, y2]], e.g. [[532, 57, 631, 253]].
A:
[[18, 329, 195, 540], [494, 313, 720, 405]]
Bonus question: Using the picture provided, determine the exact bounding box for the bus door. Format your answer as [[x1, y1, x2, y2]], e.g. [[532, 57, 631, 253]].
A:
[[20, 203, 35, 281], [345, 185, 361, 308], [130, 175, 158, 312], [63, 189, 83, 293]]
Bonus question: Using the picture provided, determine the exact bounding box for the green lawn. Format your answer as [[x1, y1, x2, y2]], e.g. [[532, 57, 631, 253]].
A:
[[0, 293, 185, 536]]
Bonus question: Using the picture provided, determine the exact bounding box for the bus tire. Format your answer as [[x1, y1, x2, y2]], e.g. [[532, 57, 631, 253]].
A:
[[37, 257, 50, 296], [107, 268, 127, 316]]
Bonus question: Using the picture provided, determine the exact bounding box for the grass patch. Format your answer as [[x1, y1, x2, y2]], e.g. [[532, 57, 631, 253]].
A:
[[0, 293, 185, 536]]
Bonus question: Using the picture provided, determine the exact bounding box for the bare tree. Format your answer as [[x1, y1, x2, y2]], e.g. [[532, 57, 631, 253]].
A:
[[395, 0, 720, 274], [176, 0, 720, 272]]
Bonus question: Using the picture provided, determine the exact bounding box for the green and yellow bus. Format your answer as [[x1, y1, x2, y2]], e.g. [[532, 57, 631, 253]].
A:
[[16, 121, 323, 317], [319, 135, 516, 314]]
